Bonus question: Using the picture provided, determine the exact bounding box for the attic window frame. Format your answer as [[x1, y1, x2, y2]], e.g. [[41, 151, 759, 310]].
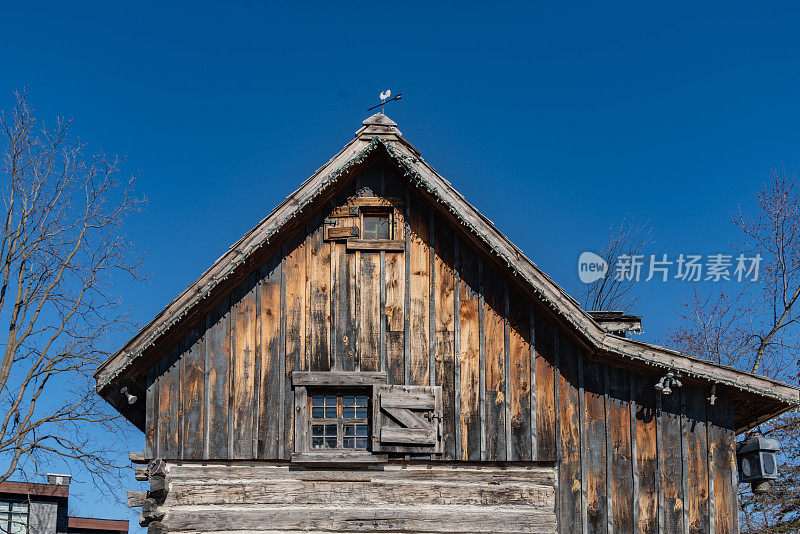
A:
[[360, 208, 393, 240]]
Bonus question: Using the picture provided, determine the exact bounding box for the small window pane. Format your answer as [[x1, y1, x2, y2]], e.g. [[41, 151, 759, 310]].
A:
[[312, 424, 324, 436], [356, 424, 368, 436], [356, 395, 368, 406], [312, 407, 324, 418], [356, 407, 367, 418], [325, 437, 337, 448], [343, 395, 355, 405], [363, 214, 390, 239], [325, 407, 337, 418], [325, 424, 337, 436], [343, 437, 355, 448], [356, 437, 369, 448], [312, 437, 324, 449], [342, 407, 355, 418], [312, 396, 324, 406]]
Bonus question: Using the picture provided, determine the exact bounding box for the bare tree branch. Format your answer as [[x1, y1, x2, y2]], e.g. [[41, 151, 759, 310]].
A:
[[0, 91, 145, 491]]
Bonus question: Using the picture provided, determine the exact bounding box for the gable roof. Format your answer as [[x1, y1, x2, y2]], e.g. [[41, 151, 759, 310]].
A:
[[95, 113, 800, 432]]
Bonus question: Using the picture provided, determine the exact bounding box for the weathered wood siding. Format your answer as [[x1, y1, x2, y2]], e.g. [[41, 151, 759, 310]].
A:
[[158, 462, 557, 533], [145, 162, 740, 533]]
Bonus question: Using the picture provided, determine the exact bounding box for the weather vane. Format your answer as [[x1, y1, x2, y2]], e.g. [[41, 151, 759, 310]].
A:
[[367, 89, 403, 114]]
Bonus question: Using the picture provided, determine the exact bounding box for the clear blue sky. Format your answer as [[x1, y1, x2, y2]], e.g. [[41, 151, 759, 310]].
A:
[[3, 1, 800, 525]]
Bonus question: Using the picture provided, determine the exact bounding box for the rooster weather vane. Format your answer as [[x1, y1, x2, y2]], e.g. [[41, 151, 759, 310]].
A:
[[367, 89, 403, 114]]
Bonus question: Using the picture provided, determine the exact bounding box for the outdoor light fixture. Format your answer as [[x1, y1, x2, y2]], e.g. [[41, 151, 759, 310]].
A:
[[120, 386, 138, 405], [654, 371, 682, 395], [737, 431, 780, 494]]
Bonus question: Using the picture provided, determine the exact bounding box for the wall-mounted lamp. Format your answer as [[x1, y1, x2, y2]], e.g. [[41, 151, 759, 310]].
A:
[[654, 372, 683, 395], [120, 386, 138, 405]]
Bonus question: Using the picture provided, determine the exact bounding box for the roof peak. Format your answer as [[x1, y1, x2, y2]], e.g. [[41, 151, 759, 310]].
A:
[[355, 112, 402, 139]]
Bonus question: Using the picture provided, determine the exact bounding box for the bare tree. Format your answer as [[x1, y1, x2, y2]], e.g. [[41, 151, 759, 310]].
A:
[[0, 92, 143, 486], [582, 215, 652, 312], [666, 171, 800, 532]]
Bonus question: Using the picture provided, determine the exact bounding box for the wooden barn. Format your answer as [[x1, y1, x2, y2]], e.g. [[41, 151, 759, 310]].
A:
[[97, 113, 800, 533]]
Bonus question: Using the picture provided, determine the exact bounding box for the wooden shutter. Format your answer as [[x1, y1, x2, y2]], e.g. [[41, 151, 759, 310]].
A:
[[372, 385, 443, 454]]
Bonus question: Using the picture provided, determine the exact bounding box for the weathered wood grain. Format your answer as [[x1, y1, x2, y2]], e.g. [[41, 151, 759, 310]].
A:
[[308, 215, 331, 372], [508, 289, 531, 462], [385, 249, 404, 385], [158, 344, 181, 459], [558, 335, 582, 534], [606, 365, 633, 533], [181, 325, 204, 460], [483, 264, 506, 462], [159, 462, 557, 533], [583, 358, 607, 534], [205, 297, 230, 459], [433, 215, 456, 459], [458, 241, 480, 461], [535, 311, 557, 462], [231, 272, 258, 459], [283, 231, 306, 459], [258, 255, 282, 459], [408, 191, 430, 386], [360, 251, 381, 372], [635, 374, 658, 534], [661, 389, 684, 534], [685, 386, 710, 533], [711, 395, 736, 534]]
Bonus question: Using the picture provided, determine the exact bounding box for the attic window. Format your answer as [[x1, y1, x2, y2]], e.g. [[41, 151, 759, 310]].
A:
[[362, 213, 391, 240]]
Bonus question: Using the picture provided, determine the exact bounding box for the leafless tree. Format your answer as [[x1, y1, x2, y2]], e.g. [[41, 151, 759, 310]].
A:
[[0, 92, 143, 487], [666, 171, 800, 532], [581, 215, 652, 312]]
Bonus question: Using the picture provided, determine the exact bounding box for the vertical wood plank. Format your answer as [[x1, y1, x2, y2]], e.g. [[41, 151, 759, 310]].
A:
[[685, 387, 710, 533], [558, 336, 582, 533], [158, 344, 181, 459], [483, 264, 506, 462], [258, 255, 281, 459], [181, 325, 204, 460], [529, 303, 537, 461], [429, 212, 436, 388], [408, 190, 430, 385], [205, 296, 231, 459], [458, 240, 480, 461], [661, 389, 685, 534], [231, 272, 258, 459], [606, 365, 634, 533], [636, 374, 659, 534], [535, 310, 557, 462], [145, 364, 158, 459], [308, 216, 331, 371], [284, 231, 307, 459], [710, 396, 735, 534], [360, 251, 381, 372], [508, 289, 532, 461], [385, 249, 405, 385], [331, 179, 358, 372], [584, 358, 608, 534], [434, 216, 456, 459]]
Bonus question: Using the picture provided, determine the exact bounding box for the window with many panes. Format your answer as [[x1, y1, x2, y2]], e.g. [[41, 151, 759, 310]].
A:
[[309, 392, 369, 450], [0, 501, 28, 534]]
